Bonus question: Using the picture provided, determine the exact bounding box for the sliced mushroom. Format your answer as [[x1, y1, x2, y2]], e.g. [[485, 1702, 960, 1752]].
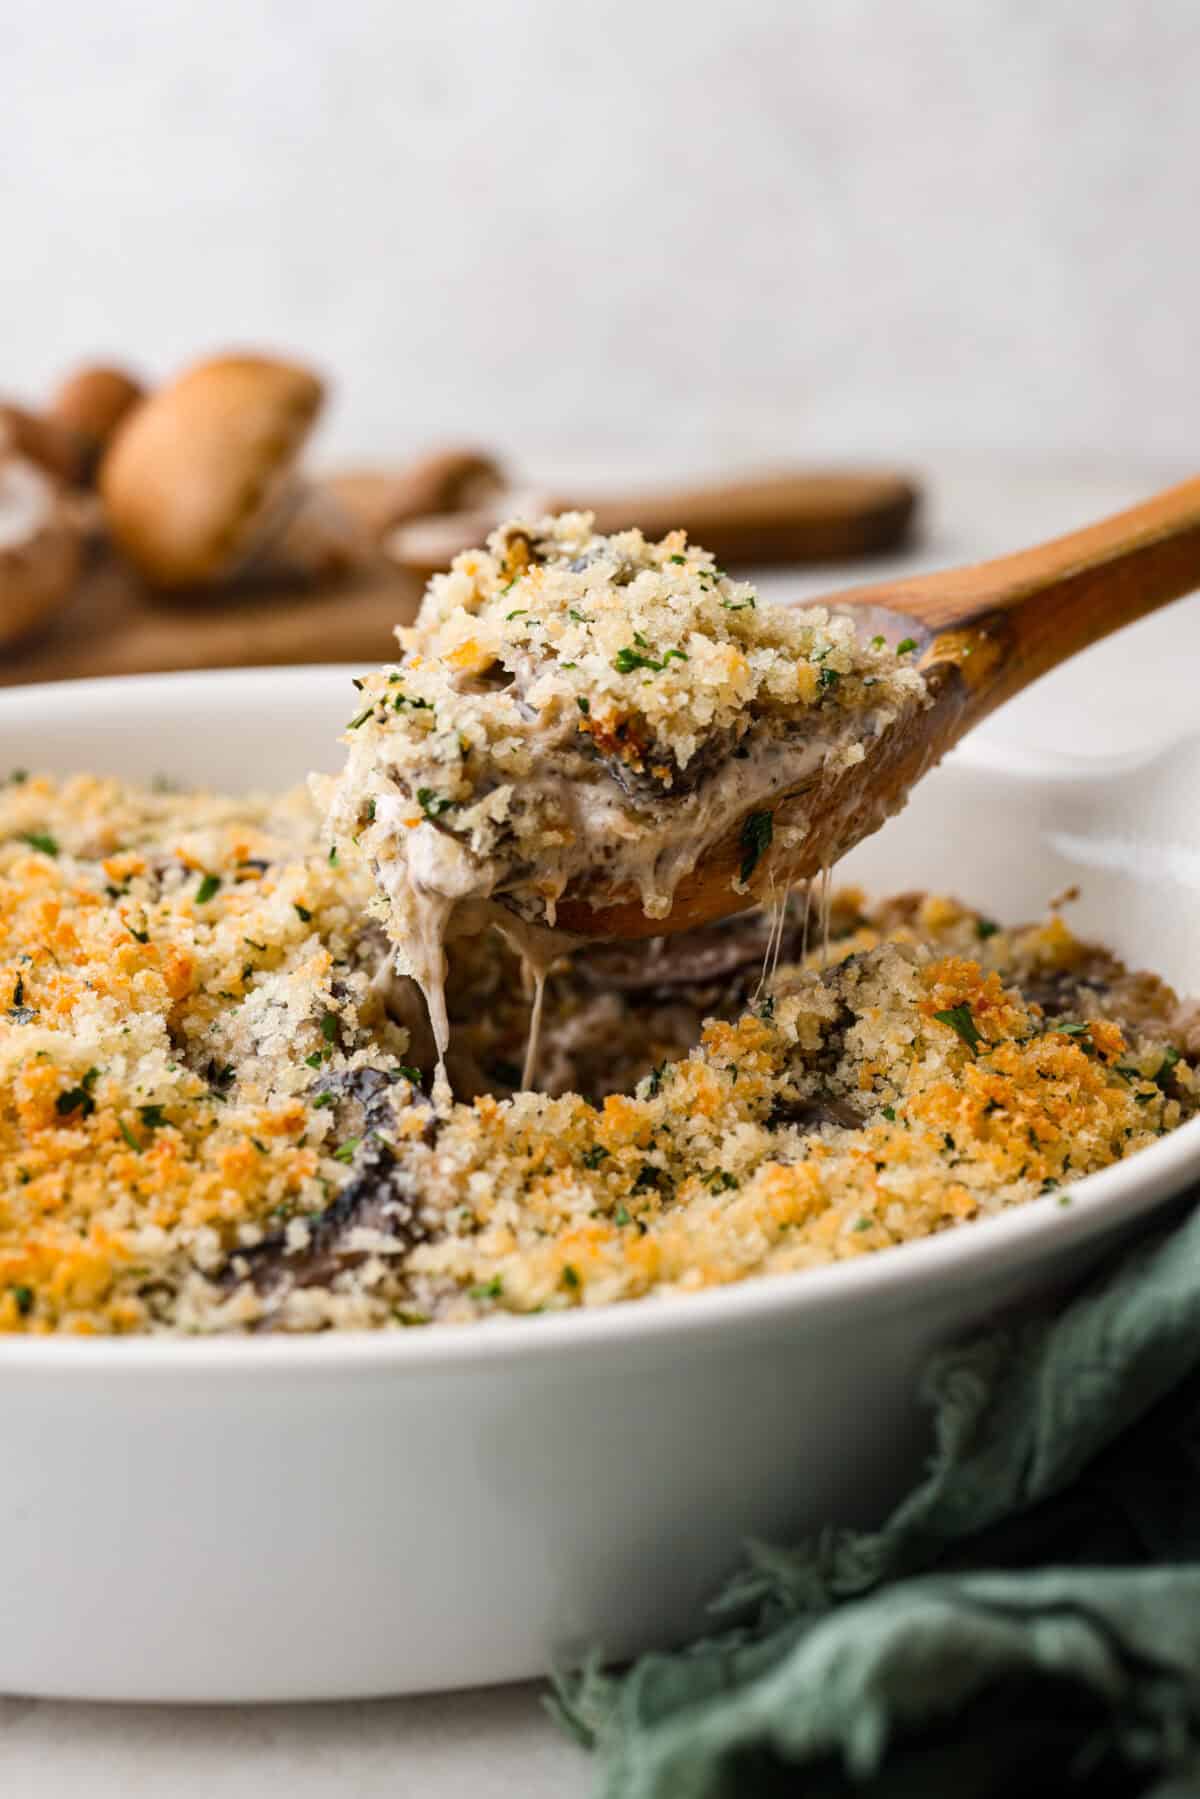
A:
[[98, 353, 378, 591], [0, 445, 83, 647]]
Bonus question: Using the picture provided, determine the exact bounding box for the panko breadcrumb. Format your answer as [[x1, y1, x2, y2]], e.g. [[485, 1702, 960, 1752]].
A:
[[0, 774, 1194, 1335], [329, 512, 927, 1050]]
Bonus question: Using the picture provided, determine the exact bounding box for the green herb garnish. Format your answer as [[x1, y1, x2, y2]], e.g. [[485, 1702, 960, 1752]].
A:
[[9, 1284, 33, 1316], [56, 1066, 100, 1118], [138, 1104, 166, 1130], [332, 1138, 360, 1164], [562, 1264, 580, 1289], [739, 810, 773, 884], [975, 918, 1000, 940], [582, 1145, 609, 1169], [576, 696, 590, 716], [294, 903, 313, 922], [613, 645, 659, 674], [348, 707, 375, 730], [896, 637, 918, 656], [933, 1003, 985, 1054], [117, 1117, 142, 1152], [194, 873, 221, 905], [18, 832, 58, 857], [818, 665, 840, 692], [416, 788, 454, 820], [470, 1276, 503, 1301], [703, 1170, 738, 1193]]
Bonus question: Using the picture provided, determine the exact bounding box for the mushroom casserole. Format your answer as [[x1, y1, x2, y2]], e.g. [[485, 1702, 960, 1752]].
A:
[[1, 518, 1196, 1335]]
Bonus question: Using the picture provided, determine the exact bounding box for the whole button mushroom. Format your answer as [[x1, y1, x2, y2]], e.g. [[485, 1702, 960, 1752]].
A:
[[0, 362, 144, 489], [98, 353, 376, 592], [0, 438, 83, 648], [51, 364, 145, 479]]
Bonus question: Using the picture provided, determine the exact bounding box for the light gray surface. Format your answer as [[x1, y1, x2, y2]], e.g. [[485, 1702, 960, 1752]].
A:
[[5, 2, 1200, 468], [3, 457, 1198, 1794]]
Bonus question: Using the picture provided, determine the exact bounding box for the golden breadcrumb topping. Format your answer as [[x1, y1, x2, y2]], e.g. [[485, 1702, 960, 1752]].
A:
[[0, 774, 1192, 1335]]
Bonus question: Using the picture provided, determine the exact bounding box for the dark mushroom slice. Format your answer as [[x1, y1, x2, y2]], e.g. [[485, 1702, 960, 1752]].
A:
[[221, 1067, 431, 1307]]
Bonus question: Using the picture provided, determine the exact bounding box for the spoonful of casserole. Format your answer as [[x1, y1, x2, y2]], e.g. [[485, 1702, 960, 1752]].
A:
[[329, 481, 1200, 1066]]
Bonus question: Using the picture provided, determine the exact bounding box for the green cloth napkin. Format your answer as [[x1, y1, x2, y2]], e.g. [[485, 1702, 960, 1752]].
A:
[[553, 1204, 1200, 1796]]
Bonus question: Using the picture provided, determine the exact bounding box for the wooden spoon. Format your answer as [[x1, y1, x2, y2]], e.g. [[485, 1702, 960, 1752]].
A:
[[387, 466, 920, 576], [553, 474, 1200, 939]]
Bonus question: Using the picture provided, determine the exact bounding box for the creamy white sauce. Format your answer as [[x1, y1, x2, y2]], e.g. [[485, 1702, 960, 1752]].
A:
[[362, 705, 911, 1089]]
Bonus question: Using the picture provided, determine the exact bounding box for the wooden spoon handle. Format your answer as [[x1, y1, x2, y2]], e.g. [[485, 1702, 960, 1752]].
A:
[[836, 473, 1200, 728], [388, 466, 920, 576], [571, 468, 919, 565]]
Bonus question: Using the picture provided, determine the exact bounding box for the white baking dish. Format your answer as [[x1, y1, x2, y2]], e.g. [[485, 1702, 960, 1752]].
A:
[[0, 667, 1197, 1702]]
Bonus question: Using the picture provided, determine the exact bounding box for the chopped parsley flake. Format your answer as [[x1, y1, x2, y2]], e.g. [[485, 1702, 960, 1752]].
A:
[[294, 903, 313, 922], [896, 637, 918, 656], [332, 1138, 360, 1164], [56, 1066, 100, 1118], [470, 1276, 503, 1301], [9, 1284, 33, 1316], [739, 809, 773, 884], [194, 873, 221, 905], [18, 831, 58, 857], [933, 1003, 986, 1055], [417, 788, 454, 820], [613, 646, 654, 673]]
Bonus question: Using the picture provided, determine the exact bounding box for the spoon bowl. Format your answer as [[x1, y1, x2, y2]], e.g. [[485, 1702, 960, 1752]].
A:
[[555, 475, 1200, 939]]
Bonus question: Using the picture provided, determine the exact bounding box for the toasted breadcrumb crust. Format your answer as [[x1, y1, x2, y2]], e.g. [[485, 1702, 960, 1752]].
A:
[[330, 512, 927, 950], [0, 775, 1193, 1335]]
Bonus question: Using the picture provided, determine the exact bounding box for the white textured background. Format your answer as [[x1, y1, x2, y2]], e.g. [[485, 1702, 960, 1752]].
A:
[[5, 0, 1200, 472]]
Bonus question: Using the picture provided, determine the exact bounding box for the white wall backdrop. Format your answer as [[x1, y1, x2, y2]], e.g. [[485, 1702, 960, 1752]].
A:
[[5, 1, 1199, 470]]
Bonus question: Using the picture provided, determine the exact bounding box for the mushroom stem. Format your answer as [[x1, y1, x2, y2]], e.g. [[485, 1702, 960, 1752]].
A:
[[239, 478, 380, 585], [325, 448, 506, 544], [0, 453, 83, 647]]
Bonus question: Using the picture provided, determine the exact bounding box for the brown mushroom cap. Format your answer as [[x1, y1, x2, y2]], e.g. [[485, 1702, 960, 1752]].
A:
[[0, 452, 82, 648], [51, 364, 145, 473], [0, 402, 90, 487], [98, 354, 324, 588]]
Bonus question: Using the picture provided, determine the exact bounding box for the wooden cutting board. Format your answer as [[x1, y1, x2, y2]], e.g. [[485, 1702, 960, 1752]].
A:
[[0, 551, 425, 687]]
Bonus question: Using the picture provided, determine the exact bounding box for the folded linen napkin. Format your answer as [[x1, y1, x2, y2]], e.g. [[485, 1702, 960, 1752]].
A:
[[554, 1204, 1200, 1796]]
